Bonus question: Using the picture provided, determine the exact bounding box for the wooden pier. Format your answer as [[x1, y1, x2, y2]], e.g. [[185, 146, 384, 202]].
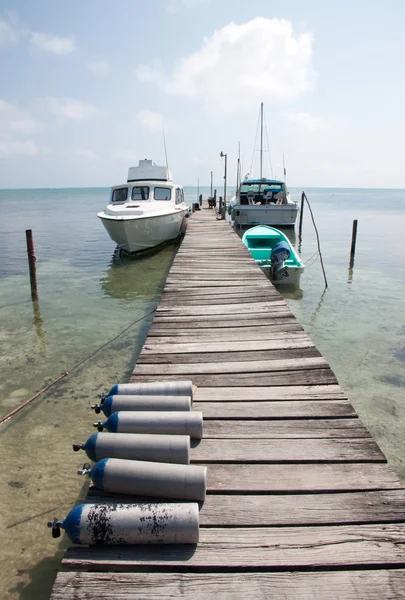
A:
[[51, 204, 405, 598]]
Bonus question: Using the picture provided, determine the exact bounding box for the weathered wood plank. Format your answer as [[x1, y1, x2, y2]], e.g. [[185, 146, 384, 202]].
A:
[[160, 295, 280, 305], [143, 331, 309, 344], [193, 385, 346, 401], [149, 323, 303, 336], [205, 463, 402, 492], [134, 357, 328, 376], [62, 524, 405, 570], [153, 314, 294, 325], [136, 347, 320, 364], [50, 570, 405, 600], [165, 279, 271, 288], [83, 490, 405, 527], [131, 369, 338, 386], [141, 338, 314, 355], [190, 438, 385, 463], [156, 301, 287, 314], [193, 400, 355, 418], [202, 419, 371, 438]]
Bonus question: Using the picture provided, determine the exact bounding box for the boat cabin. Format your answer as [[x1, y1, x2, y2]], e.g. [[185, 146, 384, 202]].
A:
[[109, 159, 185, 206], [239, 179, 287, 206], [110, 183, 185, 205]]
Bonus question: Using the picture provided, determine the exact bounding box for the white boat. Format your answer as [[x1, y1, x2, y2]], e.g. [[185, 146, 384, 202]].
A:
[[230, 104, 298, 228], [98, 160, 190, 253]]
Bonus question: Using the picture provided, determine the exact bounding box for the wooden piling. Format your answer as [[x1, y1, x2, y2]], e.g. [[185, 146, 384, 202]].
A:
[[25, 229, 38, 301], [349, 219, 358, 268], [298, 192, 305, 239]]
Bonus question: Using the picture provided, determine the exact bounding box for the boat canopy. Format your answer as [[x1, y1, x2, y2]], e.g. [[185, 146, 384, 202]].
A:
[[127, 159, 172, 183]]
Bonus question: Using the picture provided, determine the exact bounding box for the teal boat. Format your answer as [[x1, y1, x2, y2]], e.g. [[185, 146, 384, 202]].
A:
[[242, 225, 304, 285]]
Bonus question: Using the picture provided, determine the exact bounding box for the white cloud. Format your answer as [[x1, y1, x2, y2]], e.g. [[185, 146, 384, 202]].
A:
[[87, 60, 110, 75], [136, 18, 313, 115], [0, 99, 41, 158], [76, 147, 99, 161], [0, 135, 37, 157], [0, 17, 17, 46], [286, 112, 340, 134], [137, 109, 166, 132], [29, 31, 75, 55], [47, 97, 103, 120]]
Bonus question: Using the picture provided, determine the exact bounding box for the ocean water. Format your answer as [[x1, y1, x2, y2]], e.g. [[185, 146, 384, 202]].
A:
[[0, 186, 405, 598]]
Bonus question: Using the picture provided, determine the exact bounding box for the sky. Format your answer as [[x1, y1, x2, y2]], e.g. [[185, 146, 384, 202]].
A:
[[0, 0, 404, 189]]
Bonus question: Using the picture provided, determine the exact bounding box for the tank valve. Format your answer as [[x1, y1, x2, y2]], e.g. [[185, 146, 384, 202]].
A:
[[98, 393, 106, 404], [77, 463, 92, 476], [72, 444, 83, 452], [93, 421, 104, 432], [47, 517, 62, 538], [91, 404, 101, 414]]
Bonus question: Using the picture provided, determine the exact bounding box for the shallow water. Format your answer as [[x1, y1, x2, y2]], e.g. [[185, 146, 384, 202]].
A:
[[0, 186, 405, 598]]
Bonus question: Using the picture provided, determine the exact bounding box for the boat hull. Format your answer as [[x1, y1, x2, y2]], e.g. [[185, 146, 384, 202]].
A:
[[232, 204, 298, 227], [98, 211, 185, 253], [260, 264, 304, 286]]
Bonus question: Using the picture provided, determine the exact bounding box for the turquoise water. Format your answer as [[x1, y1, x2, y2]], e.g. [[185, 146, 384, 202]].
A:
[[0, 186, 405, 598]]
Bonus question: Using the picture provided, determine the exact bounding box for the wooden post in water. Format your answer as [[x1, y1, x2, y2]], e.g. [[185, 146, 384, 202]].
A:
[[25, 229, 38, 301], [349, 219, 358, 268], [298, 192, 305, 239]]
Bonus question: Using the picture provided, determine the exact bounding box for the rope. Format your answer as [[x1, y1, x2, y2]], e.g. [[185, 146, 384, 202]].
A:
[[302, 192, 328, 289], [0, 307, 157, 425]]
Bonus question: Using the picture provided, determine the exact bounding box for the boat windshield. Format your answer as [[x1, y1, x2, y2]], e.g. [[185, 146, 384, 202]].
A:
[[154, 187, 172, 200], [112, 187, 128, 202], [131, 186, 150, 200], [240, 182, 284, 193]]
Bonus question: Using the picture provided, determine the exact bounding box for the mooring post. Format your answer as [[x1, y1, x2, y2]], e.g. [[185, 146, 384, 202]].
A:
[[349, 219, 358, 268], [199, 194, 202, 207], [218, 196, 223, 216], [25, 229, 38, 301], [298, 192, 305, 239]]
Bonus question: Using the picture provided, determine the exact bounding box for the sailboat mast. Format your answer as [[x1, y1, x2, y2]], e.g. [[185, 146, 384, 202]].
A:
[[260, 102, 263, 179], [236, 141, 240, 190]]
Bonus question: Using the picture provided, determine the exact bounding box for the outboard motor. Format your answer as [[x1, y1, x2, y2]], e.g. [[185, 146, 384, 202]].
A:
[[270, 241, 291, 280]]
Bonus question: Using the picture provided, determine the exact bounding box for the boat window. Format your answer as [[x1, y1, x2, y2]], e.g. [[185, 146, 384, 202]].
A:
[[131, 186, 149, 200], [175, 188, 182, 204], [112, 188, 128, 202], [154, 187, 171, 200]]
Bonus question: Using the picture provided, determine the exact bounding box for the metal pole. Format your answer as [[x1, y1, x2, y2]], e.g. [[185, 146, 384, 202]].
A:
[[260, 102, 263, 179], [298, 192, 305, 239], [197, 177, 199, 203], [223, 154, 227, 218], [210, 171, 213, 197], [25, 229, 38, 301], [349, 219, 358, 268]]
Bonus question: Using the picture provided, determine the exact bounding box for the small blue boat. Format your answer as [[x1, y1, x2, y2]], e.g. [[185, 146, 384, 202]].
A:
[[242, 225, 304, 285]]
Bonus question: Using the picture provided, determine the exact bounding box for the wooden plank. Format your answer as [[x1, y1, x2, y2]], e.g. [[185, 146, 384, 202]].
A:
[[159, 295, 280, 305], [141, 338, 314, 355], [136, 347, 321, 364], [165, 279, 271, 288], [202, 419, 371, 438], [50, 570, 405, 600], [193, 400, 356, 419], [153, 314, 294, 325], [148, 324, 305, 337], [131, 369, 338, 386], [162, 286, 274, 296], [205, 463, 402, 492], [62, 524, 405, 570], [190, 438, 385, 463], [134, 357, 328, 376], [193, 385, 346, 401], [156, 301, 287, 314], [81, 489, 405, 527], [143, 331, 309, 344]]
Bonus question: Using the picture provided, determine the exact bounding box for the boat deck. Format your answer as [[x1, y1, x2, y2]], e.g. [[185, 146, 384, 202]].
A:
[[50, 203, 405, 599]]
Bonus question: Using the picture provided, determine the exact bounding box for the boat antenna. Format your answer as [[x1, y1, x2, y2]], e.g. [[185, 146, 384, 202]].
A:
[[283, 153, 287, 184], [263, 111, 274, 179], [260, 102, 263, 179], [162, 120, 169, 171]]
